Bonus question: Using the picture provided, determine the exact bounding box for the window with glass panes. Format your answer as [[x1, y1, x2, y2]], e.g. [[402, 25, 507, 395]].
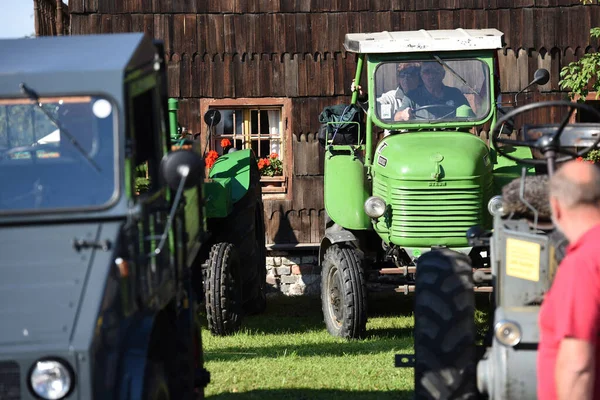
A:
[[210, 107, 286, 192]]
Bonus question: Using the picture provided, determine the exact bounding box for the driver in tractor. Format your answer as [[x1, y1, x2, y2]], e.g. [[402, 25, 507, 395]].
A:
[[394, 61, 470, 121], [538, 160, 600, 400], [351, 62, 423, 118]]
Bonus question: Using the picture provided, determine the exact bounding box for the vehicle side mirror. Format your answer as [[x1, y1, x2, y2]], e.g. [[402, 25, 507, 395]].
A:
[[531, 68, 550, 86], [513, 68, 550, 107], [204, 109, 221, 126], [160, 149, 204, 190]]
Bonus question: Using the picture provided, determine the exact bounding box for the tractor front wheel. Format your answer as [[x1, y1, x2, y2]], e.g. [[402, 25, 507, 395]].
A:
[[414, 249, 477, 400], [204, 242, 243, 336], [321, 244, 367, 339]]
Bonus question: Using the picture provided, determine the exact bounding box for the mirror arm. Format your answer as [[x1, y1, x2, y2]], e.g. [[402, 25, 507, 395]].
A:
[[150, 165, 190, 257]]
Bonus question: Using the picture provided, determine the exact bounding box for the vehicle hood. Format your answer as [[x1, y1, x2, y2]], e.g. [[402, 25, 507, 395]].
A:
[[372, 131, 492, 180], [0, 222, 120, 347]]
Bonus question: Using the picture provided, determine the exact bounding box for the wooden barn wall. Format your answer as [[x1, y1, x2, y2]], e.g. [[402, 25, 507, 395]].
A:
[[68, 1, 600, 245], [34, 0, 70, 36]]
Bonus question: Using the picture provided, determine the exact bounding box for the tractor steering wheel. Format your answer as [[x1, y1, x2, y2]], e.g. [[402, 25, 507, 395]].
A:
[[411, 104, 456, 120], [491, 100, 600, 166]]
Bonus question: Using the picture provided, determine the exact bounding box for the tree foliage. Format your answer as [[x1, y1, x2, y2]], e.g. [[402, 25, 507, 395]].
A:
[[559, 0, 600, 100]]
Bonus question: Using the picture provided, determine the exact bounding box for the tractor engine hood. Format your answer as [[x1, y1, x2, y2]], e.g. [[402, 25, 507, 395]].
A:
[[0, 221, 121, 348], [372, 131, 492, 181]]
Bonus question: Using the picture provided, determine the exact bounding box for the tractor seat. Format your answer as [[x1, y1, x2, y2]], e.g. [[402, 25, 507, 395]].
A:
[[501, 175, 552, 222]]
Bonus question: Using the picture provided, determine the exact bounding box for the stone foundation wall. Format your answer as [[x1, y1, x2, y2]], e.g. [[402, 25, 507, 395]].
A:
[[265, 251, 321, 296]]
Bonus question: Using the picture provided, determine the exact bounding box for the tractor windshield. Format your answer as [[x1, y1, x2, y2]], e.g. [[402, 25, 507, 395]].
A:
[[0, 96, 117, 212], [374, 58, 490, 124]]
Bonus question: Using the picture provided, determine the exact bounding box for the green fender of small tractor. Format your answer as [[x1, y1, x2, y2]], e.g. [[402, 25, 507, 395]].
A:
[[205, 149, 253, 218], [324, 145, 371, 230], [491, 146, 536, 194]]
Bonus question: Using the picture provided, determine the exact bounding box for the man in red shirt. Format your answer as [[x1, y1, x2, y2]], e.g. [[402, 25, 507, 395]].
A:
[[538, 160, 600, 400]]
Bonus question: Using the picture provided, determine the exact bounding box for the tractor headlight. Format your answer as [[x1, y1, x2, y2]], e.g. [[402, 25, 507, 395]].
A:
[[364, 196, 386, 218], [30, 360, 73, 399], [494, 320, 522, 347], [487, 195, 504, 217]]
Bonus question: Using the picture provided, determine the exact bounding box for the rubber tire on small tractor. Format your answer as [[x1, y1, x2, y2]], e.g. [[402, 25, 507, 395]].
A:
[[414, 249, 477, 400], [211, 159, 267, 315], [321, 244, 367, 339], [143, 362, 170, 400], [204, 242, 243, 336]]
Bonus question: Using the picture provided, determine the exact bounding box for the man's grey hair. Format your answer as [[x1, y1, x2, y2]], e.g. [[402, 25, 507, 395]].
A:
[[549, 164, 600, 208]]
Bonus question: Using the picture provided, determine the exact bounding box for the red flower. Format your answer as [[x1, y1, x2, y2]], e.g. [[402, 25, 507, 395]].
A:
[[221, 138, 232, 148], [577, 157, 584, 162], [270, 152, 279, 159], [257, 159, 266, 170], [264, 158, 271, 166], [205, 150, 219, 169]]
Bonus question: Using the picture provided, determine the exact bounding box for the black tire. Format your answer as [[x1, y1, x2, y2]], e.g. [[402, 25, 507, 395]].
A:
[[143, 362, 170, 400], [245, 202, 267, 315], [204, 242, 243, 336], [321, 244, 367, 339], [414, 249, 477, 400]]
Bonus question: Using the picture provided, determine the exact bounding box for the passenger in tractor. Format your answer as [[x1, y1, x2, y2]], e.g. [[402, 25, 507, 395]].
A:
[[538, 160, 600, 400], [394, 61, 469, 121]]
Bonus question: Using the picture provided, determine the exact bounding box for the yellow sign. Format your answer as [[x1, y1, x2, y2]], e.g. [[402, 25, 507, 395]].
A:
[[505, 238, 541, 282]]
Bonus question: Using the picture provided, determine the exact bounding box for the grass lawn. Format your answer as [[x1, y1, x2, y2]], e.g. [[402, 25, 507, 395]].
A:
[[200, 293, 417, 399]]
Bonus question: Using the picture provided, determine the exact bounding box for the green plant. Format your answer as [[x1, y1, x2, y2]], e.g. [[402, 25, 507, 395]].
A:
[[258, 153, 283, 176], [579, 149, 600, 163], [559, 0, 600, 100]]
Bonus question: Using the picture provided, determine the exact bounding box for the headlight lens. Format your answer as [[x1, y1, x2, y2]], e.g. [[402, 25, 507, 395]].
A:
[[494, 320, 522, 347], [364, 196, 387, 218], [487, 195, 504, 217], [30, 360, 72, 400]]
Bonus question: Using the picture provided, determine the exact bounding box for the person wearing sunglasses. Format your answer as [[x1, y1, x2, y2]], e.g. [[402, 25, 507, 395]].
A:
[[394, 61, 469, 121], [351, 62, 423, 121], [376, 63, 423, 121]]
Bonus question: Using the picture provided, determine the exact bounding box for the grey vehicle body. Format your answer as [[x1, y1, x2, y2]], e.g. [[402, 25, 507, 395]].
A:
[[0, 33, 208, 399]]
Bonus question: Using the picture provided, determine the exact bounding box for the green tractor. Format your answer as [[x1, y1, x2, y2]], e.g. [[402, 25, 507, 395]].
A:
[[319, 29, 546, 339], [167, 103, 267, 336]]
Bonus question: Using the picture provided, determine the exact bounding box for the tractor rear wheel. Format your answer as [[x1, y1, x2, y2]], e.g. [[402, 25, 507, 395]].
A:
[[321, 244, 367, 339], [204, 242, 243, 336], [414, 249, 477, 400], [245, 202, 267, 315]]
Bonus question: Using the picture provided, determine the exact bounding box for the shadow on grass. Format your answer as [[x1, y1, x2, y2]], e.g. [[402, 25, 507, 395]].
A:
[[204, 334, 414, 362], [223, 292, 417, 336], [206, 388, 413, 400]]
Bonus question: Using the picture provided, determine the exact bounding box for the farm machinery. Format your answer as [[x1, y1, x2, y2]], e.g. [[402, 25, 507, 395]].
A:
[[319, 28, 544, 339], [410, 100, 600, 399], [168, 104, 267, 336], [0, 33, 210, 399]]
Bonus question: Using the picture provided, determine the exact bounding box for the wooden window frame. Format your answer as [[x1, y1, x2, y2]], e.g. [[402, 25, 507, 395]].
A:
[[200, 98, 292, 199]]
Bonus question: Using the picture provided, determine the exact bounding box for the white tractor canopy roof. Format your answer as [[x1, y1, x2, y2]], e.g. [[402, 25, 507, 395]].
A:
[[344, 29, 504, 54]]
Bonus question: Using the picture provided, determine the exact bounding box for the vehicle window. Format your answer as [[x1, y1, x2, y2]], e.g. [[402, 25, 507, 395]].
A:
[[0, 96, 116, 212], [374, 59, 490, 123]]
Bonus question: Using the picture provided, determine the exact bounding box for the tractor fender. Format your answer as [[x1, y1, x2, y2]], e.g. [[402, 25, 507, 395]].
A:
[[116, 313, 156, 400], [319, 228, 358, 266]]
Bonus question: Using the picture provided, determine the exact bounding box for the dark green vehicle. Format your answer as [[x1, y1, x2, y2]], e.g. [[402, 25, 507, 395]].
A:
[[0, 33, 209, 399]]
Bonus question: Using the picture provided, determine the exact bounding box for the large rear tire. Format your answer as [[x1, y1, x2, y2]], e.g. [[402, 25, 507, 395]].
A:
[[414, 249, 477, 400], [321, 244, 367, 339], [204, 242, 243, 336]]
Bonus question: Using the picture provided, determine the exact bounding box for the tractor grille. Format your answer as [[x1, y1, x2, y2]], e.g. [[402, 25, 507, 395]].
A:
[[0, 361, 21, 400], [373, 179, 483, 244]]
